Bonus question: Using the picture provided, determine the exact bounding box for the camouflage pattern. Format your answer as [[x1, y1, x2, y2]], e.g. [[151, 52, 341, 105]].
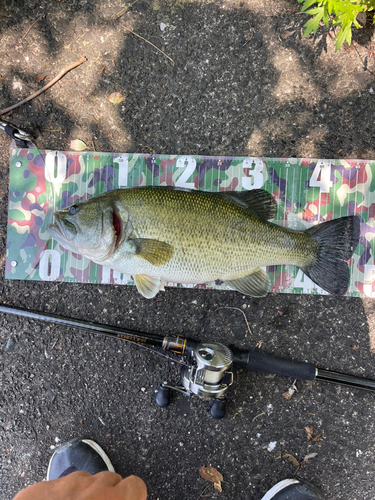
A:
[[5, 148, 375, 297]]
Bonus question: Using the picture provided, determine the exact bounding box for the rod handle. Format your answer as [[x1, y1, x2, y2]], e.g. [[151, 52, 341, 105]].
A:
[[230, 346, 316, 381]]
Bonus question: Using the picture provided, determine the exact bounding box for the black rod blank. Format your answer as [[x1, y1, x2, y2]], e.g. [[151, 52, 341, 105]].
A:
[[1, 304, 375, 393]]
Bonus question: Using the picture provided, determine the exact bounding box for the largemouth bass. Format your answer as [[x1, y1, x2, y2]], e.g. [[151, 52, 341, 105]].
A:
[[47, 187, 360, 299]]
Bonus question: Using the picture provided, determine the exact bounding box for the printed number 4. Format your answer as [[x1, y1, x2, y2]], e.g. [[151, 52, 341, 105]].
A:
[[310, 161, 332, 193]]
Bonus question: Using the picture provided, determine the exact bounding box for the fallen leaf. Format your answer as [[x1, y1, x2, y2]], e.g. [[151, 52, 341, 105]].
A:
[[199, 466, 223, 484], [214, 482, 222, 493], [70, 139, 89, 151], [283, 453, 300, 467], [300, 452, 318, 467], [108, 92, 125, 104], [282, 380, 298, 400], [304, 425, 314, 440], [282, 388, 294, 400], [313, 433, 322, 442], [199, 466, 223, 493], [35, 75, 46, 82]]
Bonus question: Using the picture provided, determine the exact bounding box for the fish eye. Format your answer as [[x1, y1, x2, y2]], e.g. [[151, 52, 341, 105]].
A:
[[69, 205, 78, 215]]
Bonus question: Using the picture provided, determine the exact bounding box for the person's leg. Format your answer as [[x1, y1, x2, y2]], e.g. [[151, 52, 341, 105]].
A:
[[260, 478, 324, 500], [12, 437, 147, 500]]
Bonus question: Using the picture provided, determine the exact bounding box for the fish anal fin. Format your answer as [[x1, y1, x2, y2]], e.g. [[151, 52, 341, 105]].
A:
[[132, 238, 174, 266], [134, 274, 164, 299], [218, 189, 277, 221], [224, 268, 270, 297]]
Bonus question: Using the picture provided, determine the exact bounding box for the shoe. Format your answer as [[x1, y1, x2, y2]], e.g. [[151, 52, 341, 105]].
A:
[[47, 437, 115, 480], [260, 478, 324, 500]]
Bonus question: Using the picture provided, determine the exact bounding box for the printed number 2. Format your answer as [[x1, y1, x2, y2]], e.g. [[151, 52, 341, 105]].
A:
[[310, 160, 332, 193], [242, 158, 264, 190], [175, 156, 196, 188]]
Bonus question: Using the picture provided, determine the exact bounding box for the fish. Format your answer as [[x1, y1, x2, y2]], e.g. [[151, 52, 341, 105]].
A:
[[47, 186, 361, 299]]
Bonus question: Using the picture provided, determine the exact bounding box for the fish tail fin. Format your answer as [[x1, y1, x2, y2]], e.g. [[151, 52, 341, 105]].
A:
[[301, 215, 360, 295]]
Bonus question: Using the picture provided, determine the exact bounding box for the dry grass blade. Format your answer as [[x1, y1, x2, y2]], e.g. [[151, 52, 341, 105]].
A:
[[215, 306, 253, 338], [113, 0, 141, 19], [121, 24, 175, 66], [22, 12, 45, 40]]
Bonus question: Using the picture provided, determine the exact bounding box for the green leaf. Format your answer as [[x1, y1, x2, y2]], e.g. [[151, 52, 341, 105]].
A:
[[300, 0, 320, 12], [334, 23, 352, 50], [70, 139, 89, 151], [302, 10, 324, 36], [108, 92, 125, 104]]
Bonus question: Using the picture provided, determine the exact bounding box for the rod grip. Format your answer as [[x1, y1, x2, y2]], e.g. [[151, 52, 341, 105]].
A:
[[230, 346, 316, 381]]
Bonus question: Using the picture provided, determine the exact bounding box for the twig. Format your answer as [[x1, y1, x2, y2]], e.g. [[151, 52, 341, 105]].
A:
[[22, 12, 45, 40], [197, 483, 211, 499], [252, 412, 266, 422], [243, 26, 254, 46], [215, 306, 253, 338], [113, 0, 141, 19], [121, 24, 175, 66], [0, 56, 87, 116]]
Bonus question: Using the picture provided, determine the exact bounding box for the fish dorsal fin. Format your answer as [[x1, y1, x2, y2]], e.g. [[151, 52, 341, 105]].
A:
[[132, 238, 174, 266], [224, 268, 270, 297], [134, 274, 163, 298], [218, 189, 276, 221]]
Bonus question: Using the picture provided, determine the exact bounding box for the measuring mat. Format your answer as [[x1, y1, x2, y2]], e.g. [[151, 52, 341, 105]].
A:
[[5, 148, 375, 297]]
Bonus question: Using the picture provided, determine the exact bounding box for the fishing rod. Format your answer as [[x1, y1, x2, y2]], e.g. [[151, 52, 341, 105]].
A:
[[1, 304, 374, 419]]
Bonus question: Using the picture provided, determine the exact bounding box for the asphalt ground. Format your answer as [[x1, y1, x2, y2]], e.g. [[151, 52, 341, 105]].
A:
[[1, 1, 375, 499]]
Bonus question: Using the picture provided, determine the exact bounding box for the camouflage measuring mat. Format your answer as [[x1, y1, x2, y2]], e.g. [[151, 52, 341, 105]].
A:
[[5, 148, 375, 297]]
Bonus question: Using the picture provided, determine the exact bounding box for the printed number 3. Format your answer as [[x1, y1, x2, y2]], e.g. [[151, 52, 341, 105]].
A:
[[242, 158, 263, 190]]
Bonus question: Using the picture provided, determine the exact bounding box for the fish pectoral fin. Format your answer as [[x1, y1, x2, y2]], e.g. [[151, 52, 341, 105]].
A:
[[217, 189, 277, 221], [224, 268, 270, 297], [132, 238, 174, 266], [134, 274, 164, 299]]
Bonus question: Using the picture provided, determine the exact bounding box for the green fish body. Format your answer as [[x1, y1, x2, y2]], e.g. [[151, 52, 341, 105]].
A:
[[47, 186, 360, 298]]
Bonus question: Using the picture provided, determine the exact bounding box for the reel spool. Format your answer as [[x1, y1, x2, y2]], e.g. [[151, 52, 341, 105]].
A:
[[156, 342, 234, 419]]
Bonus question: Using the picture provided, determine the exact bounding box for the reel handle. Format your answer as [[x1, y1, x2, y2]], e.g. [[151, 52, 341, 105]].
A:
[[230, 346, 316, 380]]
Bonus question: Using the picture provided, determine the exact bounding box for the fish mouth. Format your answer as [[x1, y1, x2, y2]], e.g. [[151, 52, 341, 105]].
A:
[[112, 206, 123, 249], [49, 213, 77, 241]]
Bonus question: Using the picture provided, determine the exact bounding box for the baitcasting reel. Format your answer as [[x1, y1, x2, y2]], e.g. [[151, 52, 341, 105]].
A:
[[155, 342, 234, 419], [2, 305, 375, 421]]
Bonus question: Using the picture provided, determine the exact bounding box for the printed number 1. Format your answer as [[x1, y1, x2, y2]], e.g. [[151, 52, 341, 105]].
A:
[[114, 155, 128, 187], [310, 160, 332, 193]]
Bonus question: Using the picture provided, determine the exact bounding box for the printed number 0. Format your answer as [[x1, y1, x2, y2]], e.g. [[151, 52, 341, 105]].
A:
[[45, 151, 67, 184], [175, 156, 196, 188], [39, 250, 61, 281], [242, 158, 264, 190]]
